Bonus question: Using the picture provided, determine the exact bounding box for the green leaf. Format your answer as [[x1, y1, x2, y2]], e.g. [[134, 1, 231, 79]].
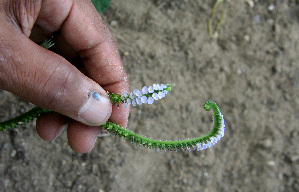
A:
[[91, 0, 111, 14]]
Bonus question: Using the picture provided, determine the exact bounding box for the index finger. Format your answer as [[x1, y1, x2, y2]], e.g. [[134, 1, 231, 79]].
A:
[[61, 0, 130, 127]]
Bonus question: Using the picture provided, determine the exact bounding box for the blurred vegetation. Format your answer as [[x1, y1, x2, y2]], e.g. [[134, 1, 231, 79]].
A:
[[91, 0, 111, 13]]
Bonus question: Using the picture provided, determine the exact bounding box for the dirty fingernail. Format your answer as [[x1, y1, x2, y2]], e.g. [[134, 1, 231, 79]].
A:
[[78, 91, 112, 126]]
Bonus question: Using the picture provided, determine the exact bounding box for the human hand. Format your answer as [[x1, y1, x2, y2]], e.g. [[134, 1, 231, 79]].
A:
[[0, 0, 130, 153]]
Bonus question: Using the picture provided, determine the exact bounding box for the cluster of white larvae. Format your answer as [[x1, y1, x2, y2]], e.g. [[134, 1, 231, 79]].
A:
[[121, 84, 170, 107]]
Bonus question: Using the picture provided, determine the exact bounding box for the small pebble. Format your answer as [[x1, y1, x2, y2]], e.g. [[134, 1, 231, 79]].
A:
[[111, 20, 118, 26], [10, 150, 16, 157], [267, 161, 276, 166], [245, 0, 254, 8], [268, 4, 275, 11], [291, 155, 299, 162], [244, 35, 250, 42], [262, 138, 273, 148], [253, 15, 261, 23]]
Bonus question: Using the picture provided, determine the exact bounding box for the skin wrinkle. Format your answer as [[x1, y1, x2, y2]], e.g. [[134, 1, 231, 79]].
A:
[[9, 53, 24, 94], [77, 24, 116, 62], [0, 40, 28, 94], [37, 62, 78, 113], [0, 45, 10, 88], [2, 1, 21, 31], [31, 50, 50, 86], [37, 62, 62, 109], [35, 0, 73, 34], [4, 0, 42, 37], [10, 42, 46, 97], [61, 1, 105, 51], [101, 79, 128, 90], [79, 40, 127, 87], [18, 0, 39, 37], [80, 48, 127, 86], [30, 0, 73, 43], [75, 25, 113, 54], [79, 40, 107, 61]]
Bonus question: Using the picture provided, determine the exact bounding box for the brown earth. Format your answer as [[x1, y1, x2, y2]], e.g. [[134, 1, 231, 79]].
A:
[[0, 0, 298, 191]]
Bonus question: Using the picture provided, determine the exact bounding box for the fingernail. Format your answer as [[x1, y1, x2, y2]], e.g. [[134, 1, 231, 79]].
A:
[[54, 123, 68, 140], [88, 127, 101, 152], [78, 91, 111, 126]]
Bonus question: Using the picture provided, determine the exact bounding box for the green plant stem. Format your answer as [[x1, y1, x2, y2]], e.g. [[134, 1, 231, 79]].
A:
[[102, 101, 223, 151], [0, 107, 51, 131], [0, 101, 224, 151], [208, 0, 226, 38]]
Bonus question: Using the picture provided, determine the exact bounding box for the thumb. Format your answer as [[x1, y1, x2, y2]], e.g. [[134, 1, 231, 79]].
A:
[[0, 35, 112, 126]]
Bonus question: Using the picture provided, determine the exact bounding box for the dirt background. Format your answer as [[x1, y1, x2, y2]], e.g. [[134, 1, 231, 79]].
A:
[[0, 0, 298, 191]]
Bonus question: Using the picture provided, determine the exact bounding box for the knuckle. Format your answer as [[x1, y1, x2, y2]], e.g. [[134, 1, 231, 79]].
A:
[[37, 65, 75, 111]]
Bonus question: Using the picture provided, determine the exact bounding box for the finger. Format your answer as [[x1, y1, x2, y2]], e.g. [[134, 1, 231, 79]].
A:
[[36, 113, 68, 141], [67, 120, 102, 153], [0, 24, 112, 126], [30, 0, 74, 43], [59, 0, 130, 127], [34, 0, 130, 127], [108, 104, 129, 128]]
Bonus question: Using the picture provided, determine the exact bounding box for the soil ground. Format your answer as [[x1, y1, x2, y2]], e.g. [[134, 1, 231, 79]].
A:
[[0, 0, 298, 191]]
